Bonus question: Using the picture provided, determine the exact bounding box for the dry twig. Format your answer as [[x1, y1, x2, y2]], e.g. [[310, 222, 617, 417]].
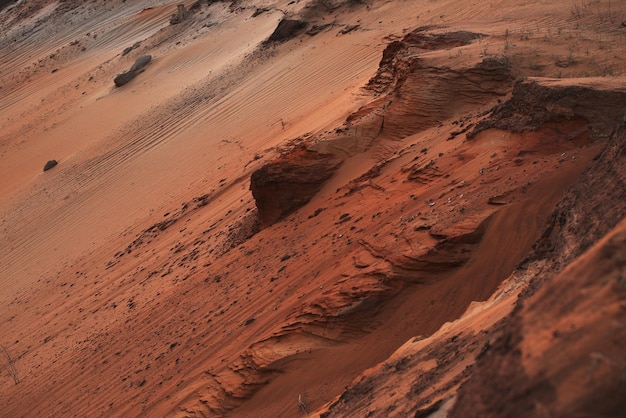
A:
[[1, 344, 19, 384], [298, 394, 309, 415]]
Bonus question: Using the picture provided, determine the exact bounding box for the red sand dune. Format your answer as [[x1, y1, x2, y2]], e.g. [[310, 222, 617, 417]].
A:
[[1, 0, 625, 417]]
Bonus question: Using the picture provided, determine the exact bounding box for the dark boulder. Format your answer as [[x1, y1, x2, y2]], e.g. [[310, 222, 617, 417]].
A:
[[114, 55, 152, 87], [43, 160, 58, 172]]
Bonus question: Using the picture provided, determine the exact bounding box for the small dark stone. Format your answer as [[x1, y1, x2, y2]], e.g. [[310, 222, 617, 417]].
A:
[[43, 160, 58, 172]]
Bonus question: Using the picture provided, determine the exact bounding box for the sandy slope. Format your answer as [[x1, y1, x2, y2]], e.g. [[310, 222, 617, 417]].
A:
[[1, 0, 625, 416]]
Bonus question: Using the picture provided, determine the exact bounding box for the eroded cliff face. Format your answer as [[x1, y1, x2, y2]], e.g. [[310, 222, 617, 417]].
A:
[[250, 27, 516, 228], [469, 79, 626, 140], [316, 77, 626, 418], [448, 124, 626, 418], [250, 149, 343, 226], [246, 22, 626, 418]]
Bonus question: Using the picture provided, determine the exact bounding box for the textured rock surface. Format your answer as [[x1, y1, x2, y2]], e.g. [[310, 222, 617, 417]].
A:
[[469, 79, 626, 140], [318, 80, 626, 418], [2, 1, 626, 417], [43, 159, 58, 171], [265, 19, 307, 44], [250, 149, 342, 226], [114, 55, 152, 87]]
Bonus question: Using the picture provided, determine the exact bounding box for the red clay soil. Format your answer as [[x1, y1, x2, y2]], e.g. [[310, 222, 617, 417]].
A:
[[1, 0, 626, 417]]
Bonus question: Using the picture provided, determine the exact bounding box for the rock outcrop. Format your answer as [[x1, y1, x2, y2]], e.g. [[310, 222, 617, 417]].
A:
[[468, 79, 626, 140], [317, 78, 626, 418], [448, 124, 626, 418], [250, 149, 342, 226], [264, 19, 308, 44], [365, 28, 487, 96]]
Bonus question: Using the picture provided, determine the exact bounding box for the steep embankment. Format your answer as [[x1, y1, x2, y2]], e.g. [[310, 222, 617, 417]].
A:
[[447, 116, 626, 418], [1, 0, 625, 417], [316, 78, 626, 417]]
